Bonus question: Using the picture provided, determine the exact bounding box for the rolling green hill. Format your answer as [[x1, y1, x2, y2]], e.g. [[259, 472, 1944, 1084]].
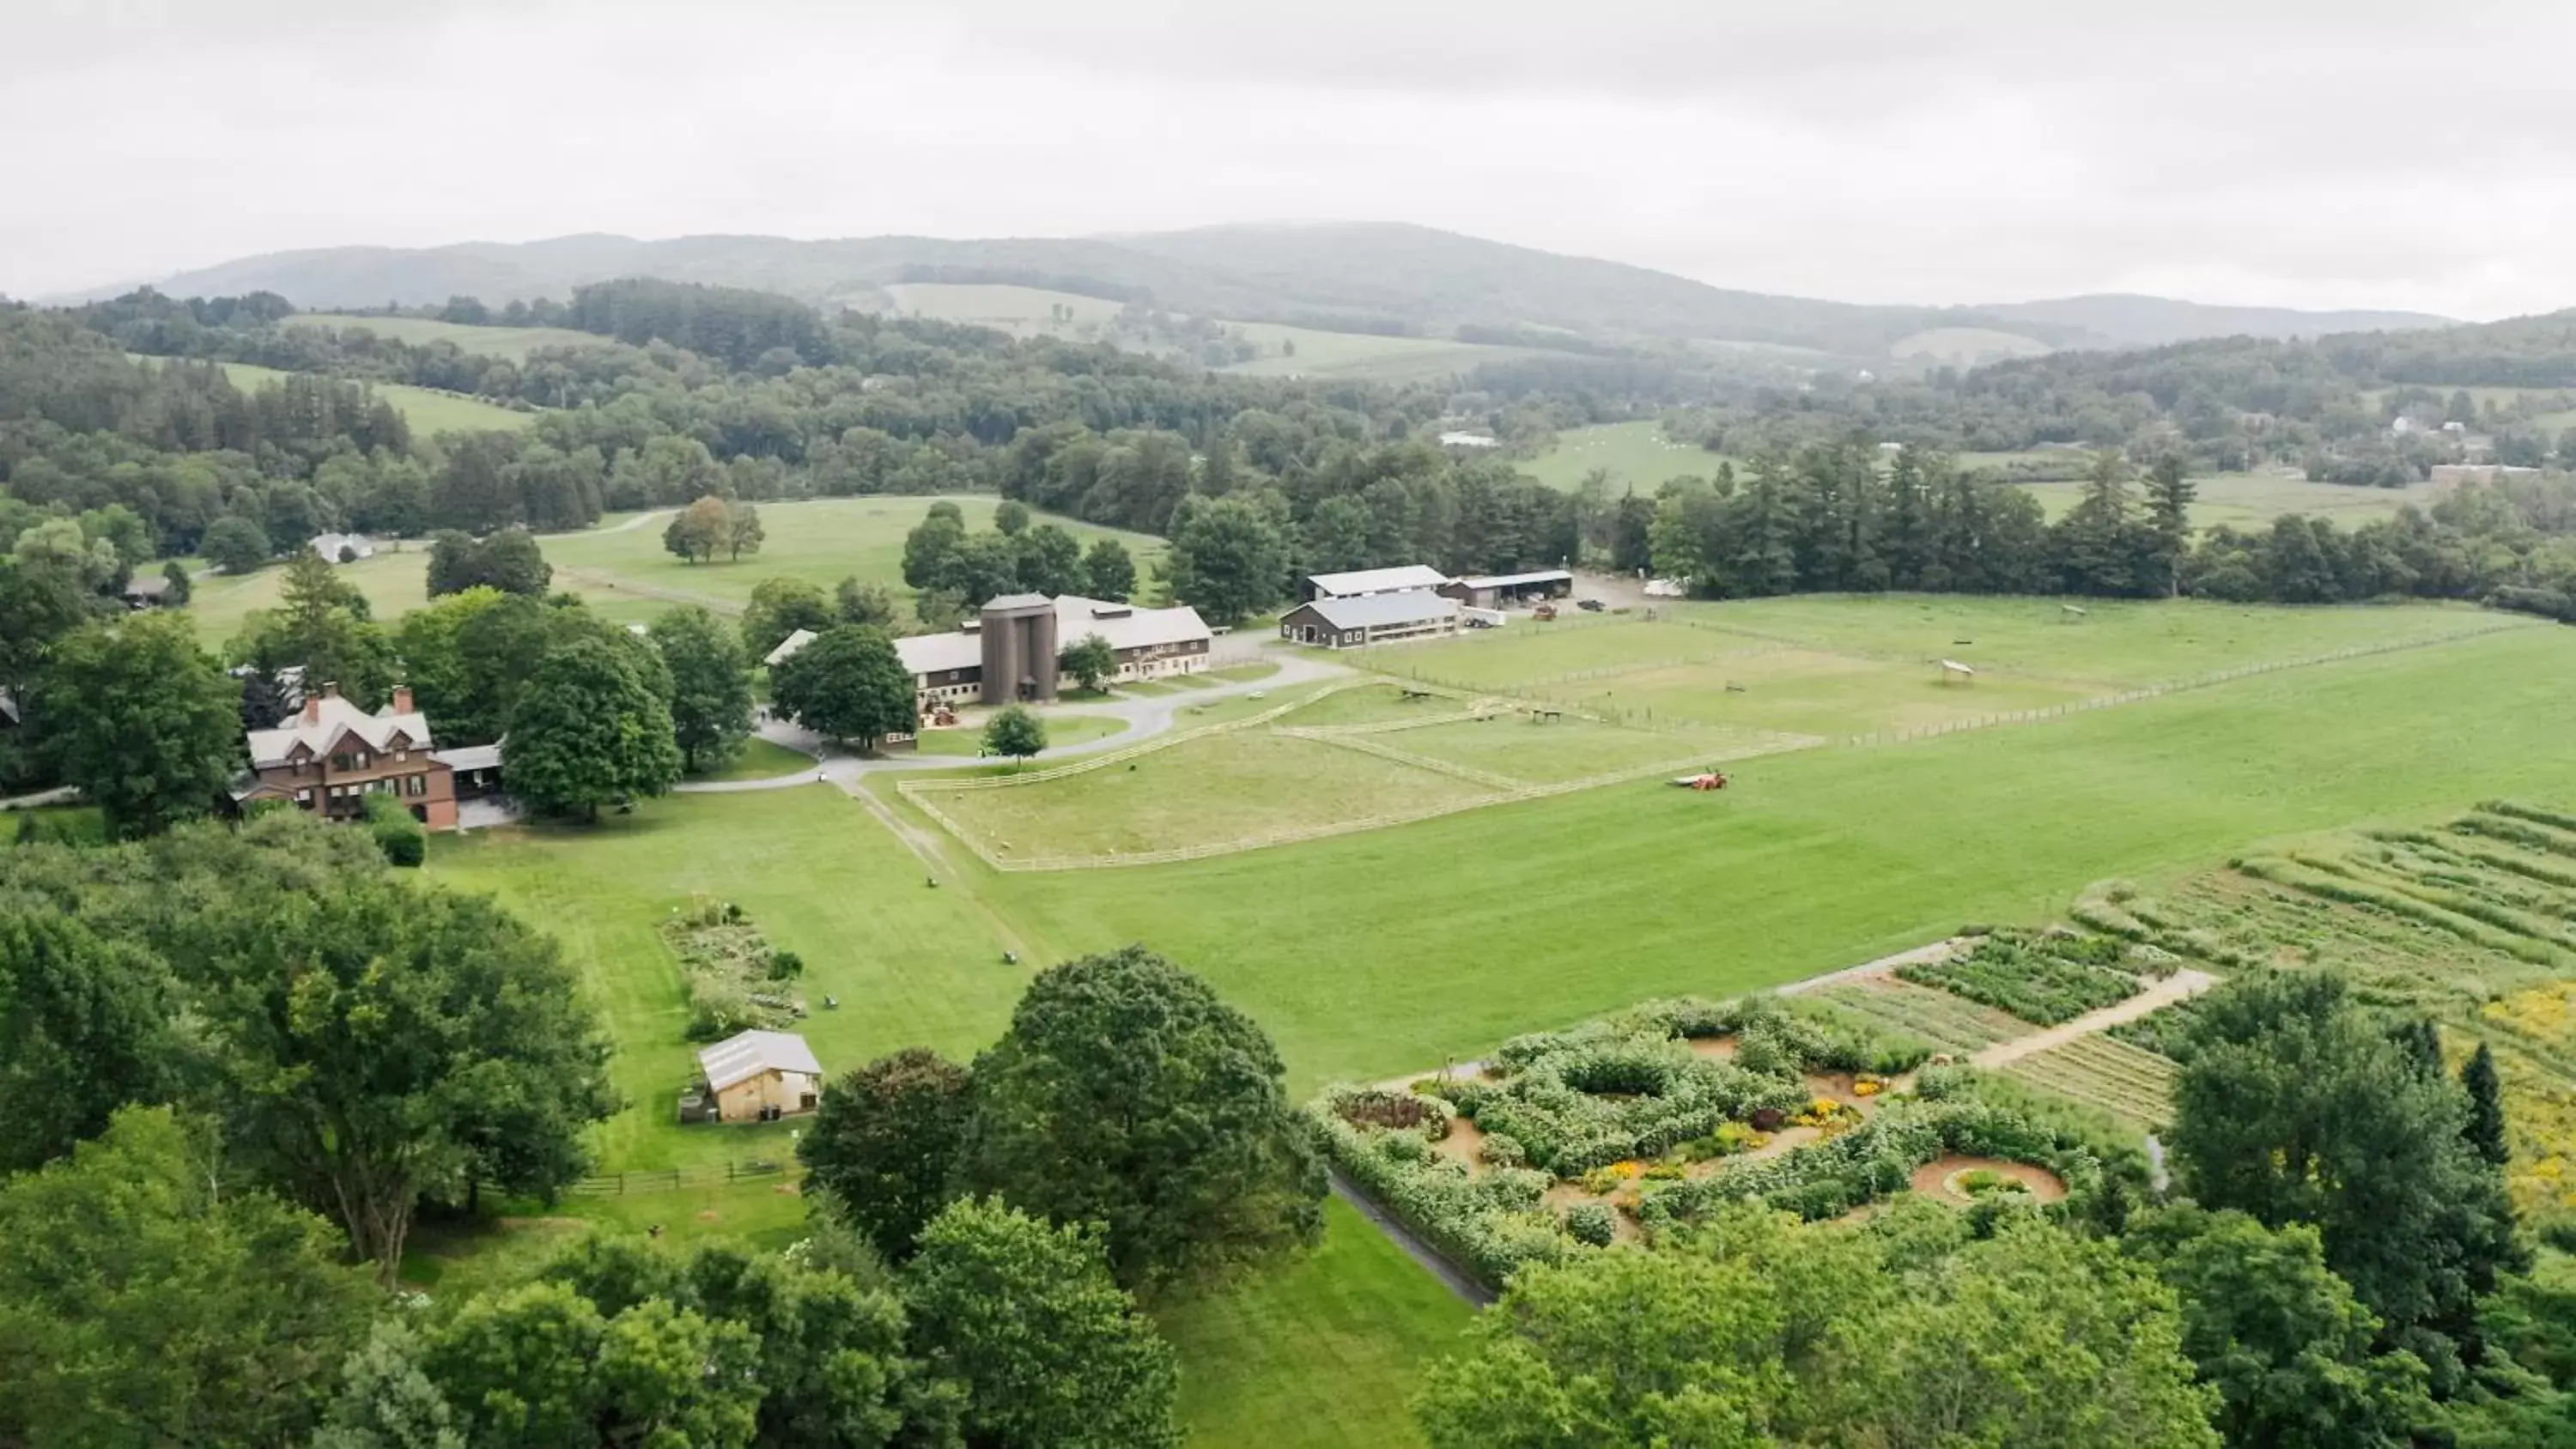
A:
[[88, 224, 2459, 364]]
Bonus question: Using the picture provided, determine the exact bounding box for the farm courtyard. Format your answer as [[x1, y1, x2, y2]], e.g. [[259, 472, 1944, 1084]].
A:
[[416, 592, 2576, 1446]]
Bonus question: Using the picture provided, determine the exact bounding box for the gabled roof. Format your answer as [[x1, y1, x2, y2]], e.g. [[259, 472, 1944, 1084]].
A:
[[896, 631, 984, 676], [245, 692, 437, 769], [1294, 591, 1461, 630], [982, 591, 1054, 611], [1307, 564, 1451, 597], [697, 1029, 823, 1092], [1050, 595, 1210, 654], [1455, 568, 1574, 589], [763, 629, 818, 668]]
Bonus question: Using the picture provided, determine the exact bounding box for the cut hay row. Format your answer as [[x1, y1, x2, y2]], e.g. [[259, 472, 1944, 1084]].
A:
[[2233, 856, 2567, 967], [2289, 851, 2576, 951], [2456, 809, 2576, 862]]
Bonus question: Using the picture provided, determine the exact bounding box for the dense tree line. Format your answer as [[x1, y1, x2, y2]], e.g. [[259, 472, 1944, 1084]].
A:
[[1643, 443, 2576, 619]]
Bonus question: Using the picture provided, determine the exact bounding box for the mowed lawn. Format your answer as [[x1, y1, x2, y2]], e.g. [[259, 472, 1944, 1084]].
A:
[[1218, 322, 1534, 382], [540, 496, 1168, 618], [1516, 419, 1735, 494], [428, 786, 1040, 1170], [1676, 594, 2510, 685], [982, 623, 2576, 1093]]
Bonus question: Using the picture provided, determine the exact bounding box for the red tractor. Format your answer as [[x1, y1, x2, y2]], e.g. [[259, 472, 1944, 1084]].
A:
[[1671, 770, 1731, 791]]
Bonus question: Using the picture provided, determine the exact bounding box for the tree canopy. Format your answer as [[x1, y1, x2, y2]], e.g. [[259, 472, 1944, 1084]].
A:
[[34, 612, 242, 839], [504, 634, 684, 820], [769, 625, 916, 752]]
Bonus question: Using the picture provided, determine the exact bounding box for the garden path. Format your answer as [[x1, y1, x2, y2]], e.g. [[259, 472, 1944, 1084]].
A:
[[1969, 967, 2220, 1070]]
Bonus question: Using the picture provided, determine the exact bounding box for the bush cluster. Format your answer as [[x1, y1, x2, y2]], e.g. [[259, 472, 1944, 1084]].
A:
[[1897, 930, 2146, 1025], [359, 792, 425, 867]]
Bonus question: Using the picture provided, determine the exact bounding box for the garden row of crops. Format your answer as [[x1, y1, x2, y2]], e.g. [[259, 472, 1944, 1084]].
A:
[[2107, 997, 2206, 1063], [1895, 928, 2148, 1026], [2001, 1037, 2180, 1126], [1810, 980, 2026, 1052]]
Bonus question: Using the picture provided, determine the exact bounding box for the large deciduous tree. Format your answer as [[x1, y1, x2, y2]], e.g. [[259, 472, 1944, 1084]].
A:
[[650, 604, 755, 773], [769, 624, 917, 753], [665, 494, 732, 563], [957, 946, 1324, 1288], [981, 704, 1048, 769], [0, 905, 187, 1173], [740, 575, 835, 660], [2168, 973, 2523, 1383], [505, 634, 684, 821], [198, 513, 273, 574], [1080, 537, 1137, 601], [904, 1197, 1181, 1449], [35, 612, 242, 839], [2123, 1205, 2433, 1449], [0, 1107, 374, 1449], [1163, 494, 1290, 625], [1058, 633, 1117, 693], [799, 1049, 975, 1260], [236, 547, 397, 706]]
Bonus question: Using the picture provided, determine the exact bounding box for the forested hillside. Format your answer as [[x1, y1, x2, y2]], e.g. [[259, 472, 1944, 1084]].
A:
[[56, 222, 2453, 361]]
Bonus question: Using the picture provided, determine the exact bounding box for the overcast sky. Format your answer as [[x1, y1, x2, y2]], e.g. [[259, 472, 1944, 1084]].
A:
[[8, 0, 2571, 318]]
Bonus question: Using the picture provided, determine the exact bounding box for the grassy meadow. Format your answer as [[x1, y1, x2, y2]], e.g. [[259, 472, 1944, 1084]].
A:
[[288, 313, 608, 359], [409, 591, 2576, 1449], [1218, 322, 1534, 381], [2017, 470, 2444, 529], [177, 494, 1162, 643], [141, 356, 538, 434], [879, 282, 1128, 336], [1516, 420, 1731, 494]]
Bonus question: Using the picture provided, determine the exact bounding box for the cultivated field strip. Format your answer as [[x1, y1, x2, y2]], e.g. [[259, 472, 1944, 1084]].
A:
[[1810, 979, 2027, 1052], [2002, 1036, 2180, 1125]]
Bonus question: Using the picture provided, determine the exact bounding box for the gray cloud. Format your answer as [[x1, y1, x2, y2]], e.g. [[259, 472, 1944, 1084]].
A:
[[5, 0, 2573, 318]]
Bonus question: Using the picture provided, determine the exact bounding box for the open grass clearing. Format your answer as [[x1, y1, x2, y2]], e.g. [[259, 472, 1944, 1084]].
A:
[[880, 282, 1128, 337], [1516, 420, 1735, 494], [1376, 617, 1757, 692], [1676, 594, 2512, 688], [2018, 472, 2443, 530], [137, 355, 538, 434], [427, 786, 1038, 1170], [1372, 714, 1741, 785], [1159, 1195, 1467, 1449], [182, 543, 437, 647], [923, 729, 1492, 863], [1555, 648, 2097, 737], [288, 312, 610, 359], [1218, 322, 1535, 381], [541, 495, 1166, 620]]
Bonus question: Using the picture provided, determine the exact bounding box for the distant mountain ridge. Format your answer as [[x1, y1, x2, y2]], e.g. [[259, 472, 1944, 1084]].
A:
[[55, 222, 2458, 362]]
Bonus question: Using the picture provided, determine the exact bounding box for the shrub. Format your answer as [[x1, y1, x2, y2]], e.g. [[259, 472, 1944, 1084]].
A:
[[360, 793, 424, 868], [1479, 1132, 1527, 1168], [767, 949, 805, 979], [1330, 1088, 1450, 1138], [1563, 1203, 1618, 1246]]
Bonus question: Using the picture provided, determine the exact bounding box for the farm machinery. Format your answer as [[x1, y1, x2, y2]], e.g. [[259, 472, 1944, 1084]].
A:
[[1670, 770, 1731, 791]]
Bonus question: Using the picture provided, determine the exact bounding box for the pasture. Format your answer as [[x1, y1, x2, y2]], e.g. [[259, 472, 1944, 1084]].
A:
[[1517, 420, 1732, 494], [1889, 326, 2052, 364], [178, 494, 1163, 639], [182, 542, 436, 646], [879, 282, 1127, 336], [410, 592, 2576, 1449], [538, 496, 1168, 619], [148, 356, 538, 434], [2017, 470, 2443, 529], [1218, 322, 1533, 382], [288, 312, 608, 360]]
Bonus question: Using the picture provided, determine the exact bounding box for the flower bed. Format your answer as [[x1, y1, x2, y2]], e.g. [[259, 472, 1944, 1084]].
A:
[[660, 894, 805, 1040], [1311, 995, 2011, 1288], [1894, 928, 2149, 1025]]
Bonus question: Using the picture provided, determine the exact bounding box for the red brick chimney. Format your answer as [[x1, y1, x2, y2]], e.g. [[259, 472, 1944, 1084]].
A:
[[392, 685, 415, 715]]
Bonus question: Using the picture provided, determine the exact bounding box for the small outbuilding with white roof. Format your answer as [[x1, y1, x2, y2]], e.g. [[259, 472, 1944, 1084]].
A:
[[693, 1028, 823, 1124]]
